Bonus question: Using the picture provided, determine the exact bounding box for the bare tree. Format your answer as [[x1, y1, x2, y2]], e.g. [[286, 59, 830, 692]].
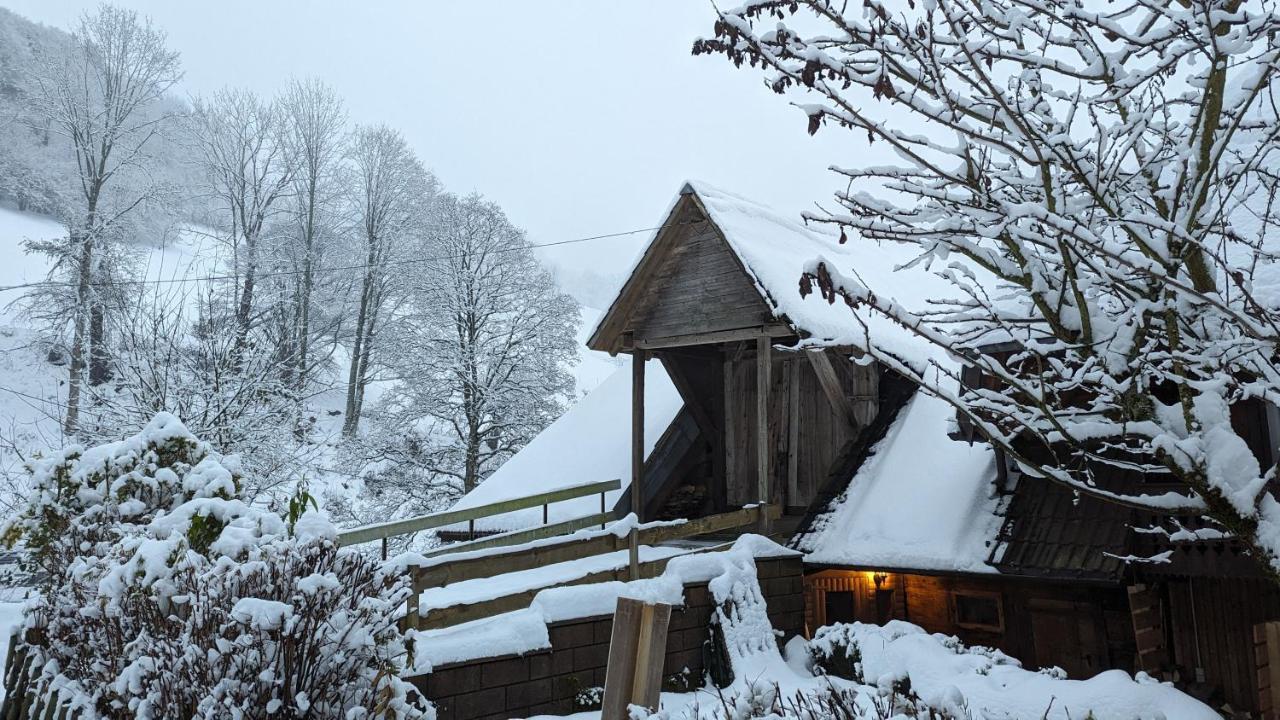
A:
[[188, 88, 293, 357], [379, 193, 579, 494], [695, 0, 1280, 570], [341, 125, 432, 437], [30, 3, 180, 434], [281, 78, 347, 393]]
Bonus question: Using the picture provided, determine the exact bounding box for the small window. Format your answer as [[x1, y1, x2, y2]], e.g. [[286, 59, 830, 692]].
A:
[[824, 590, 856, 625], [953, 591, 1003, 632]]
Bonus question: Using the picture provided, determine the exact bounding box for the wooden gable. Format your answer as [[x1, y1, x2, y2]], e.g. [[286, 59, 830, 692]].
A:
[[588, 188, 781, 355]]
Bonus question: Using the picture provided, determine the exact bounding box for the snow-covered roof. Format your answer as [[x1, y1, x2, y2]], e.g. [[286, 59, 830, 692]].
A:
[[445, 357, 681, 533], [590, 181, 955, 368], [796, 388, 1003, 574]]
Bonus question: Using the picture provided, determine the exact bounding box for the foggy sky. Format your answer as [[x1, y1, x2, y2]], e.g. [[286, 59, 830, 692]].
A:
[[3, 1, 883, 288]]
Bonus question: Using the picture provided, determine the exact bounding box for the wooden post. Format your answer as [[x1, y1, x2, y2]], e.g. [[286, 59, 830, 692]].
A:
[[405, 574, 421, 631], [630, 350, 646, 580], [631, 601, 672, 711], [1261, 621, 1280, 718], [602, 598, 643, 720], [381, 537, 388, 561], [756, 337, 771, 534], [787, 357, 800, 509], [601, 597, 672, 720]]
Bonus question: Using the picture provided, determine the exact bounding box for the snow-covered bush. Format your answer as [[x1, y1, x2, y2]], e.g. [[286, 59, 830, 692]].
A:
[[2, 413, 428, 719], [807, 625, 863, 683]]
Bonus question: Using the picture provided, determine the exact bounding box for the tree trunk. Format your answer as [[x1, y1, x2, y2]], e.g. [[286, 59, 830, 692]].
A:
[[342, 268, 374, 438], [88, 302, 110, 386], [296, 190, 316, 392], [234, 231, 258, 358], [63, 223, 96, 435]]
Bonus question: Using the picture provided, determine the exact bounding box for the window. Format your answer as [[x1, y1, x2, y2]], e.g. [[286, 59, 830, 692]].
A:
[[824, 590, 856, 625], [953, 591, 1004, 632]]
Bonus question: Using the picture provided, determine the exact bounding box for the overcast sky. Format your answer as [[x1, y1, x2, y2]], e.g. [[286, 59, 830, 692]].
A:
[[3, 1, 872, 286]]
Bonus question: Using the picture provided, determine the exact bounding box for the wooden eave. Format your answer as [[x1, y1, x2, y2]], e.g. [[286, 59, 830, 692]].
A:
[[587, 185, 793, 355]]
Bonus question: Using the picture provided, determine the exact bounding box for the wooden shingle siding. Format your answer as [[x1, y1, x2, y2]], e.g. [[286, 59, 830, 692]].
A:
[[630, 221, 773, 344]]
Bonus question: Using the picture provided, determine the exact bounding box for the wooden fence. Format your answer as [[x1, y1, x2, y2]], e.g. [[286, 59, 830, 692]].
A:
[[337, 478, 620, 559], [406, 504, 781, 630], [1, 637, 85, 720]]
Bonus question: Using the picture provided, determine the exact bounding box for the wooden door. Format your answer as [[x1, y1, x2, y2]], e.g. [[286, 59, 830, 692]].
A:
[[1029, 600, 1106, 678]]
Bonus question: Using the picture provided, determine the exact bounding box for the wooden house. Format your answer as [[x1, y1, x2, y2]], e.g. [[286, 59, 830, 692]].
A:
[[449, 181, 1280, 716]]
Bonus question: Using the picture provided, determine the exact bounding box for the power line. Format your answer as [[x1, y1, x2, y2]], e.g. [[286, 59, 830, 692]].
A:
[[0, 222, 672, 295]]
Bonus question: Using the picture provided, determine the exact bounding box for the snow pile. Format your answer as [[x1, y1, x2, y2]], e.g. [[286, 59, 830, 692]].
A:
[[797, 390, 1002, 573], [809, 622, 1216, 720], [2, 414, 428, 719], [617, 620, 1215, 719]]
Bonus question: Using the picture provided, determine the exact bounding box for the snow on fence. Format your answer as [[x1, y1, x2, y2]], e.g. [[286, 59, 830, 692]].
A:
[[336, 478, 622, 558], [2, 636, 88, 720], [395, 504, 782, 630]]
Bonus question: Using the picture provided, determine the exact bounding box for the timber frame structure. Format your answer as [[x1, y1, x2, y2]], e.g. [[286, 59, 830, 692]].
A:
[[588, 184, 881, 540]]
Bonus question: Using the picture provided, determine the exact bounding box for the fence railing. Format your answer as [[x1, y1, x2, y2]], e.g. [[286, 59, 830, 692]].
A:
[[404, 503, 780, 630], [336, 478, 621, 558]]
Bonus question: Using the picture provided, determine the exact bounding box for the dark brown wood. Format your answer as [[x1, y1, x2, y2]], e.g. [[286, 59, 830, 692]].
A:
[[631, 349, 646, 580], [636, 325, 791, 350], [787, 358, 801, 507], [588, 192, 787, 356], [756, 337, 771, 533]]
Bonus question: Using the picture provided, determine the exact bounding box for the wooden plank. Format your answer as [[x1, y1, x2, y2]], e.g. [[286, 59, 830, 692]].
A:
[[807, 350, 859, 427], [416, 531, 622, 589], [424, 512, 616, 557], [1267, 622, 1280, 714], [415, 506, 777, 591], [787, 357, 800, 507], [419, 546, 728, 630], [638, 504, 781, 546], [724, 346, 737, 508], [601, 598, 645, 720], [756, 337, 771, 533], [336, 478, 621, 546], [636, 324, 792, 350], [631, 602, 673, 712]]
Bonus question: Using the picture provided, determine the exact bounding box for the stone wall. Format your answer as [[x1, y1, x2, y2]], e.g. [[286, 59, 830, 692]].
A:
[[414, 555, 804, 720]]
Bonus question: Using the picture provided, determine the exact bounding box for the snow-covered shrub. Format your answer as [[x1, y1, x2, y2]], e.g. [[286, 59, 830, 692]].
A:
[[807, 625, 863, 683], [2, 413, 429, 719], [630, 680, 961, 720]]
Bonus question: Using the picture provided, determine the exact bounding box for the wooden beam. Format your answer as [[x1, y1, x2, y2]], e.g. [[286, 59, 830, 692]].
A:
[[787, 357, 800, 508], [418, 547, 720, 631], [414, 505, 779, 590], [635, 324, 792, 350], [806, 350, 859, 428], [630, 349, 646, 580], [723, 347, 736, 513], [756, 337, 771, 534], [336, 478, 621, 547], [424, 512, 616, 557]]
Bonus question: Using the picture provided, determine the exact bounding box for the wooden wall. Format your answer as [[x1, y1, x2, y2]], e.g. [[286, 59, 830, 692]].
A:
[[1161, 576, 1280, 714], [804, 570, 1135, 680], [629, 218, 772, 343], [721, 345, 877, 511]]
